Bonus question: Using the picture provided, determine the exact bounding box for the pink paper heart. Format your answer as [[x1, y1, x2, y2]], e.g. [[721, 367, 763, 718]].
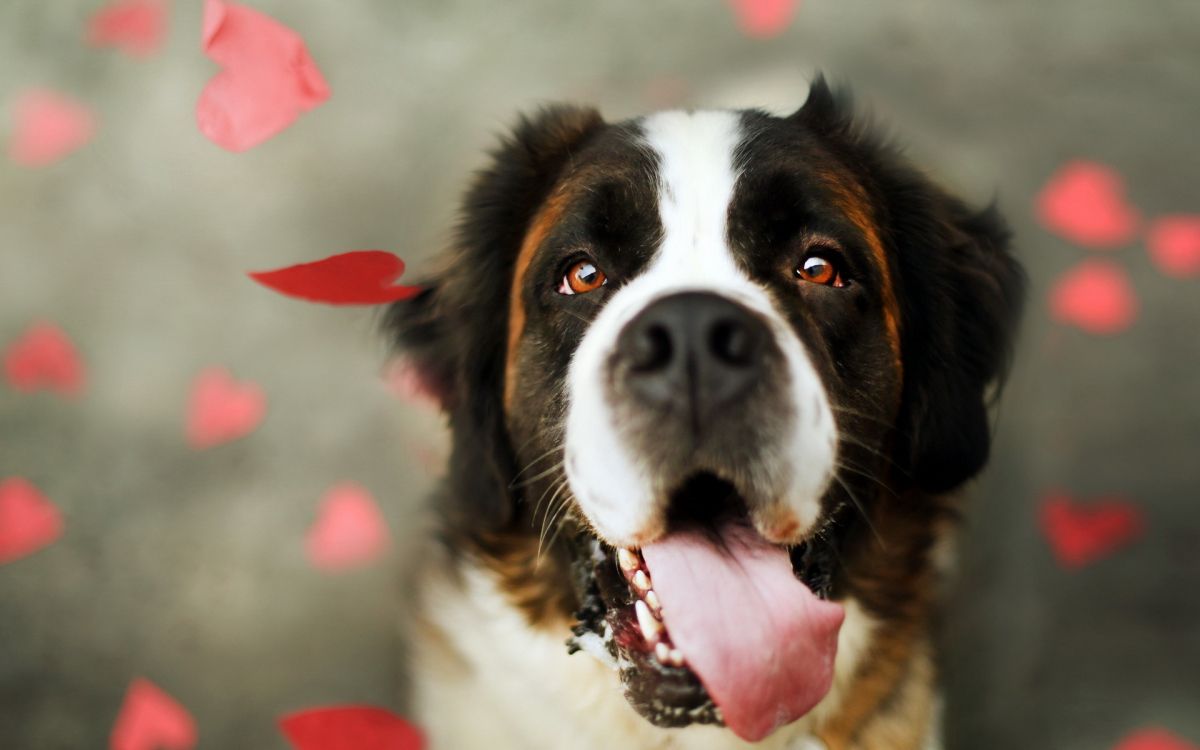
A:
[[3, 322, 85, 396], [197, 0, 330, 152], [0, 477, 64, 565], [1049, 259, 1137, 335], [7, 89, 96, 167], [1146, 215, 1200, 279], [306, 482, 390, 571], [1113, 728, 1199, 750], [87, 0, 168, 57], [1039, 491, 1144, 569], [248, 251, 421, 305], [1036, 161, 1140, 248], [185, 367, 266, 448], [728, 0, 799, 39], [280, 705, 424, 750], [110, 678, 197, 750]]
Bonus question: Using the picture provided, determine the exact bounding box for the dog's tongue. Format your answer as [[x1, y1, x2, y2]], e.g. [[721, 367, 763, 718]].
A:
[[640, 520, 845, 742]]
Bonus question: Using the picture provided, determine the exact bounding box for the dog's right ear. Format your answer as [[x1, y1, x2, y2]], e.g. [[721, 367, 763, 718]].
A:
[[384, 105, 605, 530]]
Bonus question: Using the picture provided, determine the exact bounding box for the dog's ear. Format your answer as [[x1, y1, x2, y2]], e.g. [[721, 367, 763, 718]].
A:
[[796, 76, 1026, 493], [384, 105, 605, 530], [890, 197, 1025, 493]]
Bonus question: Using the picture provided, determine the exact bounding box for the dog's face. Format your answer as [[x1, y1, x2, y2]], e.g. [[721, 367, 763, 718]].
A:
[[390, 80, 1023, 742]]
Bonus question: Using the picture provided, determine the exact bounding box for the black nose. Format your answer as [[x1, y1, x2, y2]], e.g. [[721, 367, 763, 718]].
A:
[[616, 292, 770, 430]]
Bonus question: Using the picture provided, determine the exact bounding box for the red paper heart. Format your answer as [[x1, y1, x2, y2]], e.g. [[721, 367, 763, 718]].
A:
[[87, 0, 168, 57], [1049, 259, 1137, 334], [1113, 728, 1199, 750], [7, 89, 96, 167], [1146, 215, 1200, 279], [109, 678, 197, 750], [729, 0, 799, 38], [197, 0, 330, 152], [1039, 491, 1144, 569], [249, 251, 422, 305], [0, 477, 63, 565], [280, 706, 423, 750], [3, 322, 85, 396], [185, 367, 266, 448], [1036, 161, 1140, 248], [306, 483, 390, 571]]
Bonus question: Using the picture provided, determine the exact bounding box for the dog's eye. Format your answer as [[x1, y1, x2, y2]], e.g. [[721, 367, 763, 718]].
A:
[[558, 259, 608, 295], [795, 253, 847, 288]]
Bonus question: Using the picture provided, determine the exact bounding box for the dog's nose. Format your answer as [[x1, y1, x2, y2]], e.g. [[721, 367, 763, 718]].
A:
[[617, 292, 769, 428]]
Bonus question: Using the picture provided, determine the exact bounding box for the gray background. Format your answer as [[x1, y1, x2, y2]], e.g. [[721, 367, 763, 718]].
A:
[[2, 1, 1198, 748]]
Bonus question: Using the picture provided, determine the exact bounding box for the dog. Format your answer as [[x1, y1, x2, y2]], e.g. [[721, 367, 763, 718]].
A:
[[386, 76, 1024, 749]]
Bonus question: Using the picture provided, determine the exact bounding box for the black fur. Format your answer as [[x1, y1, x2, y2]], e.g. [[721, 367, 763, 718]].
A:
[[384, 105, 606, 534]]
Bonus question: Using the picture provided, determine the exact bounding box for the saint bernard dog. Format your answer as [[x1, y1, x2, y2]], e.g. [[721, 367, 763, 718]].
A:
[[386, 77, 1025, 749]]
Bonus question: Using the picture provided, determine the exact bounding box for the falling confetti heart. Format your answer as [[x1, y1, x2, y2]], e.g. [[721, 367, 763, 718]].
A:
[[185, 367, 266, 448], [382, 357, 443, 410], [1039, 491, 1144, 569], [1146, 215, 1200, 279], [280, 706, 423, 750], [1036, 160, 1140, 248], [306, 483, 391, 571], [197, 0, 330, 152], [0, 477, 64, 565], [249, 251, 422, 305], [728, 0, 799, 39], [7, 89, 96, 167], [109, 678, 197, 750], [3, 322, 85, 396], [87, 0, 168, 57], [1113, 728, 1199, 750], [1048, 260, 1137, 335]]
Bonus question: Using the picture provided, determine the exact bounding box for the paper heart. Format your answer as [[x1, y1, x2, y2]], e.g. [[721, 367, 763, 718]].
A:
[[3, 322, 85, 396], [306, 483, 390, 571], [279, 706, 423, 750], [729, 0, 799, 39], [87, 0, 168, 57], [1049, 260, 1137, 334], [1039, 491, 1144, 569], [1146, 215, 1200, 279], [1113, 728, 1199, 750], [185, 367, 266, 448], [249, 251, 422, 305], [197, 0, 330, 152], [0, 477, 64, 565], [109, 678, 197, 750], [1036, 161, 1140, 248], [7, 89, 96, 167]]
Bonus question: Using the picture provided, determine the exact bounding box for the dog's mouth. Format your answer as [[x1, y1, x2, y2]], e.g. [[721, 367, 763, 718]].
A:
[[567, 473, 846, 742]]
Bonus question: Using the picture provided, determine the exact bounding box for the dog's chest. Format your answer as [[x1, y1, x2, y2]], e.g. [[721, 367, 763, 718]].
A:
[[410, 563, 829, 750]]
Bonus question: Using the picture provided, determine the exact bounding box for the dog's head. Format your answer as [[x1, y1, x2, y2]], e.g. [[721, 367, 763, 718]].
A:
[[388, 78, 1023, 742]]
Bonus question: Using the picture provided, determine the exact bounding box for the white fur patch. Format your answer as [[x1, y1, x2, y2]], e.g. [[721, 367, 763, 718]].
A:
[[563, 109, 837, 547]]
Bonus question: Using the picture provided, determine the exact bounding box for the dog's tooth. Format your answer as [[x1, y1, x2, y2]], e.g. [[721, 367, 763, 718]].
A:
[[645, 589, 662, 614], [668, 649, 685, 667], [632, 570, 651, 593], [617, 548, 640, 574], [655, 642, 671, 663], [635, 600, 663, 643]]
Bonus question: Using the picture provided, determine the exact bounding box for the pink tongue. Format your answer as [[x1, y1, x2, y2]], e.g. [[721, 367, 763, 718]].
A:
[[641, 521, 845, 742]]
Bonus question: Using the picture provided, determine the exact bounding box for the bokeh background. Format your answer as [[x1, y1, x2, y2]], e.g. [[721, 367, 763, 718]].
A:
[[2, 1, 1198, 748]]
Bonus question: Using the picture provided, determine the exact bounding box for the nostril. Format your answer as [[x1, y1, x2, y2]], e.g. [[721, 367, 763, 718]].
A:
[[629, 323, 674, 372], [709, 318, 759, 367]]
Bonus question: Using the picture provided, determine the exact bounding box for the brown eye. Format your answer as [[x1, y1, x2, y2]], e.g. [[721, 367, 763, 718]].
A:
[[558, 259, 607, 295], [795, 254, 846, 288]]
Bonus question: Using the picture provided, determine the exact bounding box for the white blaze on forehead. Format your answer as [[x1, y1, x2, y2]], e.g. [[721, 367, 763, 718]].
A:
[[563, 109, 837, 547]]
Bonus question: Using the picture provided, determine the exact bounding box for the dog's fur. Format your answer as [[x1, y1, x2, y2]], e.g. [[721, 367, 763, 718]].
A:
[[386, 78, 1024, 749]]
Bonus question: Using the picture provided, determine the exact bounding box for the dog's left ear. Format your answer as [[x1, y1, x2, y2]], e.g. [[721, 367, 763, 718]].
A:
[[889, 195, 1026, 494]]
